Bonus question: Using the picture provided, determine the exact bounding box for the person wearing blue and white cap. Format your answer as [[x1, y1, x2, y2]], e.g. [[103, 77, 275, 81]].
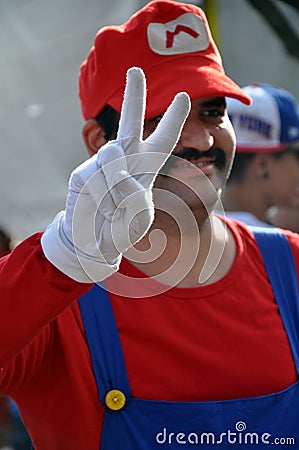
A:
[[222, 83, 299, 230]]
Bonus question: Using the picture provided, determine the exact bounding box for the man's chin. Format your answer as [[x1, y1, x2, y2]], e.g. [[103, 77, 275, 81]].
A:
[[153, 174, 221, 214]]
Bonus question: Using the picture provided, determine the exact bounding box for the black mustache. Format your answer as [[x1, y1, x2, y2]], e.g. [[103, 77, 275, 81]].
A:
[[166, 147, 227, 170]]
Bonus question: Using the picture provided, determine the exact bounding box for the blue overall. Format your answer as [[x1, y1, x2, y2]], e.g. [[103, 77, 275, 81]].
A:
[[79, 228, 299, 448]]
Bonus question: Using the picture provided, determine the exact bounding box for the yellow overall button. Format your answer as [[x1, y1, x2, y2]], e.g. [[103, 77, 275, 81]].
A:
[[105, 389, 126, 411]]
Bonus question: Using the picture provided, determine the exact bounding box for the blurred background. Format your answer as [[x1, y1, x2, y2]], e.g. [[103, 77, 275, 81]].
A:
[[0, 0, 298, 242], [0, 1, 298, 448]]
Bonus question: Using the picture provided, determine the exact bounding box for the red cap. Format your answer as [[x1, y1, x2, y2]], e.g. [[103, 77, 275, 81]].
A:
[[79, 0, 251, 120]]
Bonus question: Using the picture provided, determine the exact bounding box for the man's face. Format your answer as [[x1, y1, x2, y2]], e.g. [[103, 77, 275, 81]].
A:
[[265, 146, 299, 208], [143, 97, 236, 213]]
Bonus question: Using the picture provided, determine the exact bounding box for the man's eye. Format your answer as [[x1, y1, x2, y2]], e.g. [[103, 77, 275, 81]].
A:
[[201, 109, 223, 117]]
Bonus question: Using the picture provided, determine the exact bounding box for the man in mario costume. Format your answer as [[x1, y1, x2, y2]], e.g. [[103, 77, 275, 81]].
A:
[[1, 1, 299, 449]]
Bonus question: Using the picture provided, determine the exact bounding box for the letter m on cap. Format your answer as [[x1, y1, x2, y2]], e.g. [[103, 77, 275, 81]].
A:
[[166, 25, 199, 48], [148, 12, 210, 55]]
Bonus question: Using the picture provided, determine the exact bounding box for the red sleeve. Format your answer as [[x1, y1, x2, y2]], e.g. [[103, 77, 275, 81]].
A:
[[0, 232, 92, 366]]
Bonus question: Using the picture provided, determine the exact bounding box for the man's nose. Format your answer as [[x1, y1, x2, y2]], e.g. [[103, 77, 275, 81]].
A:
[[179, 119, 214, 151]]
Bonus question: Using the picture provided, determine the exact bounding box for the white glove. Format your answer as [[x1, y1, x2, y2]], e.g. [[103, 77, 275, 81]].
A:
[[41, 67, 190, 282]]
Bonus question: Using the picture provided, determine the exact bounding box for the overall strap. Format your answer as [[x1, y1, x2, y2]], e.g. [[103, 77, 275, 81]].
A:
[[251, 226, 299, 374], [78, 284, 131, 405]]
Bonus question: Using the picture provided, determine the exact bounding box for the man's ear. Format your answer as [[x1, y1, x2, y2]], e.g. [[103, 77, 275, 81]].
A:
[[82, 119, 107, 156], [251, 153, 271, 180]]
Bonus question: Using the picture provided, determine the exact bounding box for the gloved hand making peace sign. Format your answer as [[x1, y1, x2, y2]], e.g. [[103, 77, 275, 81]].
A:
[[41, 67, 190, 282]]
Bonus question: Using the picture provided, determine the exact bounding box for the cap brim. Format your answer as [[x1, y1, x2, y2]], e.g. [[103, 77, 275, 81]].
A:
[[236, 144, 288, 153], [108, 56, 252, 118]]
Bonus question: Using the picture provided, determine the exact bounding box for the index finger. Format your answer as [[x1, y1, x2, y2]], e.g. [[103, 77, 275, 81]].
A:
[[117, 67, 146, 141], [144, 92, 191, 154]]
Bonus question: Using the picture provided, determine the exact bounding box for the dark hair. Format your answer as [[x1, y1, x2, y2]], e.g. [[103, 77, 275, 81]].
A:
[[94, 105, 120, 141], [0, 227, 11, 252], [227, 153, 255, 183]]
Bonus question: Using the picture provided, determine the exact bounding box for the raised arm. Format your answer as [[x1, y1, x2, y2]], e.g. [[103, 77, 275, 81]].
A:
[[41, 67, 190, 283], [0, 68, 190, 365]]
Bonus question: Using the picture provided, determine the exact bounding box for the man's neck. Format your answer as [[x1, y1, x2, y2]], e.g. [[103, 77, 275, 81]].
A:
[[222, 182, 269, 223], [124, 212, 236, 288]]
